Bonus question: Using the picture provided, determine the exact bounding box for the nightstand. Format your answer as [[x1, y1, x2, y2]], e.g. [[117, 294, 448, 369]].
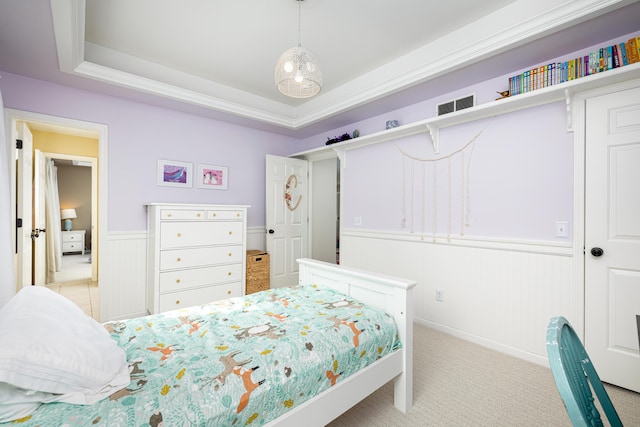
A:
[[62, 230, 85, 255]]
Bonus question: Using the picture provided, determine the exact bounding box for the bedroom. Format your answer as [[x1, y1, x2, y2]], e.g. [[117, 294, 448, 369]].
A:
[[1, 0, 639, 424]]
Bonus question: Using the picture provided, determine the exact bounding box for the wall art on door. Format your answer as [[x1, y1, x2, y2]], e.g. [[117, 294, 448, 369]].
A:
[[157, 159, 193, 188], [197, 164, 228, 190]]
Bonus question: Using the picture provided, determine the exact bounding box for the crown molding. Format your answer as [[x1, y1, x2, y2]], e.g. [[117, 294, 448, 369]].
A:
[[50, 0, 634, 130]]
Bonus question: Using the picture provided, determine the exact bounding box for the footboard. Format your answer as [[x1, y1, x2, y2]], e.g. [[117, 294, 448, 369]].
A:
[[290, 258, 416, 423]]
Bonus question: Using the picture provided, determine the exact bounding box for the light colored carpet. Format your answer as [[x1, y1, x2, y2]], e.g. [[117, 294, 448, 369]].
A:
[[53, 253, 92, 284], [329, 323, 640, 426]]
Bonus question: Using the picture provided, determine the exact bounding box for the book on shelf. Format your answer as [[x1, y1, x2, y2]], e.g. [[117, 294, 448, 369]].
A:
[[629, 37, 639, 64], [620, 42, 628, 66], [507, 33, 639, 97]]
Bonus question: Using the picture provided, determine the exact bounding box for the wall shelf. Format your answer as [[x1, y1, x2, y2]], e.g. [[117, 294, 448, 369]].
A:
[[291, 62, 640, 163]]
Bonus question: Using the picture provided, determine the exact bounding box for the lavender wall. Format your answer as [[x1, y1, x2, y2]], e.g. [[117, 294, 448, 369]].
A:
[[340, 102, 573, 242], [0, 72, 295, 231], [295, 77, 573, 242], [292, 31, 640, 242]]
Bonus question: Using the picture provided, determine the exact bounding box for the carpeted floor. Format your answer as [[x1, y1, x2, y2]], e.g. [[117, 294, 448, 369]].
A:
[[328, 324, 640, 426]]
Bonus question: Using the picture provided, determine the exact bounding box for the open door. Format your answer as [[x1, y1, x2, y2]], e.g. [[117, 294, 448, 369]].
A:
[[33, 150, 47, 285], [265, 155, 308, 288], [15, 122, 33, 288]]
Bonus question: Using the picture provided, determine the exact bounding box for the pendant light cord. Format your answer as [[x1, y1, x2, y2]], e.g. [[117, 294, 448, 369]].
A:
[[297, 0, 302, 47]]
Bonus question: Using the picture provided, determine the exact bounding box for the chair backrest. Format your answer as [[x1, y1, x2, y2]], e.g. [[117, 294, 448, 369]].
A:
[[546, 316, 622, 427]]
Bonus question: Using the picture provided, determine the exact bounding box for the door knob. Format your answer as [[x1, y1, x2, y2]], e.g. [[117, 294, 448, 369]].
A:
[[268, 229, 275, 234], [590, 247, 604, 257], [30, 228, 46, 240]]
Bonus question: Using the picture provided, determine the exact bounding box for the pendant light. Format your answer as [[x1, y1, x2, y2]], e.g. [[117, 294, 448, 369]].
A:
[[275, 0, 322, 98]]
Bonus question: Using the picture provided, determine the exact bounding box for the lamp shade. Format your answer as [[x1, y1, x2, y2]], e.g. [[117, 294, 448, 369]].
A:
[[60, 209, 77, 220], [275, 46, 322, 98]]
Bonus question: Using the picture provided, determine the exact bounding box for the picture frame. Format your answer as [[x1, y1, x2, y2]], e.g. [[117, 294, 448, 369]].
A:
[[196, 163, 228, 190], [157, 159, 193, 188]]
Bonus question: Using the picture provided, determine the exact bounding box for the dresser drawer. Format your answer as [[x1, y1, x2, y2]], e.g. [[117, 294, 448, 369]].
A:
[[160, 209, 206, 221], [63, 241, 83, 252], [207, 210, 244, 220], [158, 282, 242, 312], [160, 221, 243, 248], [62, 231, 83, 242], [159, 263, 243, 293], [160, 246, 242, 270]]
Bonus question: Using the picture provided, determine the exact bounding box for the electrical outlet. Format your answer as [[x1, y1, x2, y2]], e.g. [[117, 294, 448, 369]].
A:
[[555, 221, 569, 238], [436, 289, 444, 302], [354, 216, 362, 226]]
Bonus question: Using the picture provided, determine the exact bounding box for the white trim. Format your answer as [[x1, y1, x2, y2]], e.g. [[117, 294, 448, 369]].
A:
[[342, 228, 573, 256], [5, 109, 109, 318], [415, 317, 549, 367], [49, 0, 633, 130]]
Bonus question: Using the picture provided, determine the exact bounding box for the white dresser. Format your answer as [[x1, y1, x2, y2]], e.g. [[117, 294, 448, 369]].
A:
[[62, 230, 85, 255], [146, 203, 249, 314]]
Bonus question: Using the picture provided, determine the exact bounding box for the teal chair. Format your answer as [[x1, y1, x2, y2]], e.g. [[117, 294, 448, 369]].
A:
[[546, 316, 622, 427]]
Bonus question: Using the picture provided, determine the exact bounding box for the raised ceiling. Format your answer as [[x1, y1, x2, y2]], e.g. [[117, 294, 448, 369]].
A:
[[1, 0, 639, 137]]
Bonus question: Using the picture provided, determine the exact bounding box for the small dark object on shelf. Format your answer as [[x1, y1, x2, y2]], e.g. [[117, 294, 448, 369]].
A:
[[325, 132, 353, 145]]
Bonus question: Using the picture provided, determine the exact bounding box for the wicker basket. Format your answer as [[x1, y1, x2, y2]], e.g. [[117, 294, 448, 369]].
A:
[[246, 250, 270, 294]]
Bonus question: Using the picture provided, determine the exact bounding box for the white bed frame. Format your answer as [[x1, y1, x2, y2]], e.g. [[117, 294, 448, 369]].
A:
[[266, 258, 416, 427]]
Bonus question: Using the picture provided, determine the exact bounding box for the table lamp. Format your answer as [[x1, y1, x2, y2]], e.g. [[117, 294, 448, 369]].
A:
[[61, 208, 77, 231]]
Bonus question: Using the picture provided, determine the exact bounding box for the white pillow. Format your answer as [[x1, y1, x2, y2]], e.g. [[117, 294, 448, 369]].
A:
[[0, 286, 130, 412], [0, 382, 56, 422]]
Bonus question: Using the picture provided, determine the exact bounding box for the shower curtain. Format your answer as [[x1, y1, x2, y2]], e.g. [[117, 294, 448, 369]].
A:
[[0, 88, 16, 306], [45, 158, 62, 283]]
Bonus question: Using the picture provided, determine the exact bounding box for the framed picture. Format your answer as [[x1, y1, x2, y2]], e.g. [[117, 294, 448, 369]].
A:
[[197, 164, 228, 190], [157, 159, 193, 188]]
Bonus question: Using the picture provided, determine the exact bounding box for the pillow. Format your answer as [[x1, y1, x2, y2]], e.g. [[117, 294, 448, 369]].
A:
[[0, 382, 57, 422], [0, 286, 130, 420]]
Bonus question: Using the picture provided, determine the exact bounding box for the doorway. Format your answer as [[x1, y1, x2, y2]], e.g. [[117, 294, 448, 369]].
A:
[[8, 109, 108, 321], [310, 157, 340, 264]]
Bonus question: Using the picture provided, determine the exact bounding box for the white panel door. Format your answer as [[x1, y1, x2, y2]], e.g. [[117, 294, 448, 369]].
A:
[[265, 155, 308, 288], [16, 122, 34, 288], [585, 86, 640, 392], [33, 150, 47, 286]]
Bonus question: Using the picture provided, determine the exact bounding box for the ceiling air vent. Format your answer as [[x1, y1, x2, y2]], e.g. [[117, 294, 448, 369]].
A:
[[437, 94, 476, 116]]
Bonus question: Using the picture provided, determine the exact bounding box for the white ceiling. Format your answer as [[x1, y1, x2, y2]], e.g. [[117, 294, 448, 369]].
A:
[[1, 0, 639, 137]]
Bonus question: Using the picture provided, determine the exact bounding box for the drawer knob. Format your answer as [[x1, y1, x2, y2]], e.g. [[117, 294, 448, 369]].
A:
[[228, 231, 232, 235], [176, 257, 181, 262], [176, 279, 181, 283], [227, 272, 232, 276], [197, 213, 201, 218], [212, 213, 217, 217], [228, 252, 232, 257], [175, 300, 180, 305], [227, 290, 231, 295], [236, 213, 240, 217], [177, 233, 182, 238], [167, 213, 172, 218]]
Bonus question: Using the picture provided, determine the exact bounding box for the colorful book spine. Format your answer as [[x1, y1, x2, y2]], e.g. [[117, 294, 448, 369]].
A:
[[620, 42, 628, 66], [627, 37, 638, 63], [507, 33, 639, 98]]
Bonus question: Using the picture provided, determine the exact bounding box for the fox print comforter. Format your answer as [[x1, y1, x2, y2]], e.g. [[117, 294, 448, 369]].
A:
[[7, 284, 400, 426]]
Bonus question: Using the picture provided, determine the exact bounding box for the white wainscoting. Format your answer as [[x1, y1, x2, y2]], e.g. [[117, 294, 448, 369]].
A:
[[100, 232, 148, 322], [100, 227, 266, 322], [246, 227, 266, 251], [100, 228, 569, 365], [340, 229, 576, 366]]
